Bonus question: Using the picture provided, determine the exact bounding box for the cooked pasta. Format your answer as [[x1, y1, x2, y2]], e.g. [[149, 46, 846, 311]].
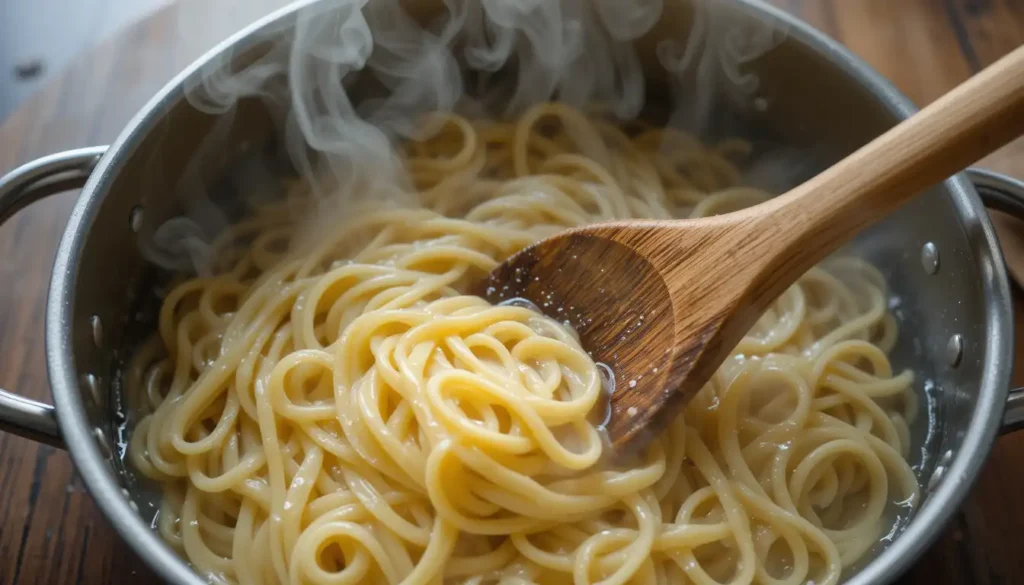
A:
[[127, 102, 919, 585]]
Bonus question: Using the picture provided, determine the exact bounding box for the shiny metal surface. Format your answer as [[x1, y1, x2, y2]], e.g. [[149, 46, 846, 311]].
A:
[[0, 1, 1012, 585], [1004, 391, 1024, 433], [947, 334, 964, 368], [0, 391, 63, 447], [921, 242, 940, 274], [0, 147, 106, 447], [968, 167, 1024, 435], [0, 147, 107, 224]]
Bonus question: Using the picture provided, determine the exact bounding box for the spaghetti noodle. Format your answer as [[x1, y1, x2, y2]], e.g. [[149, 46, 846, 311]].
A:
[[128, 102, 919, 585]]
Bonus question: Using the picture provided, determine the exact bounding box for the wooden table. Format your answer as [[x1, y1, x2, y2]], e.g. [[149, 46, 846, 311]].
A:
[[1, 1, 1023, 584]]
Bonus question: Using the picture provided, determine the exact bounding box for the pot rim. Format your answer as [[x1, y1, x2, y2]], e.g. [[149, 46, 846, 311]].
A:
[[44, 2, 1014, 584]]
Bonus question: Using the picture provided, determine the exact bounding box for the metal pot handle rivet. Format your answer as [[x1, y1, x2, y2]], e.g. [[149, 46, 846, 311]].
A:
[[0, 147, 107, 447], [968, 167, 1024, 435]]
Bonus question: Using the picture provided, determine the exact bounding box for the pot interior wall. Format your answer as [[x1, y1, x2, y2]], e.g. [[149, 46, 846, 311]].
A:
[[65, 0, 988, 576]]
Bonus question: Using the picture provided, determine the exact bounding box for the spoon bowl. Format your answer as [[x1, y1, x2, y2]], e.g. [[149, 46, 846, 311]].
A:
[[483, 224, 679, 449]]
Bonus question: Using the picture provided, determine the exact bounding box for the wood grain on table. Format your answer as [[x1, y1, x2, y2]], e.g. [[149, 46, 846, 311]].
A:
[[1, 1, 1023, 584]]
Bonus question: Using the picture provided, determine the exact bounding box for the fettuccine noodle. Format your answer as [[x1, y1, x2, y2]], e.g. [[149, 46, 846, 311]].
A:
[[128, 102, 919, 585]]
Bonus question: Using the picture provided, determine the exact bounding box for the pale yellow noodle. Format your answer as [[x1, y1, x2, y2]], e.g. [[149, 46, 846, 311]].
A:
[[128, 102, 920, 585]]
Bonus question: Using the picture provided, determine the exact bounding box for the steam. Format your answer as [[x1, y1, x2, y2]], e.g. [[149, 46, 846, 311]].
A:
[[658, 1, 786, 134], [144, 0, 787, 274]]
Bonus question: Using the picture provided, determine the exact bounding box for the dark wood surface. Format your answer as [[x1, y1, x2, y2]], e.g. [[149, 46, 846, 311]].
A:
[[1, 1, 1023, 584]]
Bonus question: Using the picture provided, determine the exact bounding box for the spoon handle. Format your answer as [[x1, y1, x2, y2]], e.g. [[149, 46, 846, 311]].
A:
[[760, 44, 1024, 270]]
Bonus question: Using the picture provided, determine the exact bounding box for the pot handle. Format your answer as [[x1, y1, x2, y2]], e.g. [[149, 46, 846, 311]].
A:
[[0, 147, 107, 447], [968, 168, 1024, 434]]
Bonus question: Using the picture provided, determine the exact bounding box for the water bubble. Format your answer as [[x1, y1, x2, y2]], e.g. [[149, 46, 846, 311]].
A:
[[597, 362, 616, 395], [500, 297, 541, 312]]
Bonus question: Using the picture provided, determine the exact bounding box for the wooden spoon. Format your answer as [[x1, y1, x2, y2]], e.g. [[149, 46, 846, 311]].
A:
[[483, 46, 1024, 452]]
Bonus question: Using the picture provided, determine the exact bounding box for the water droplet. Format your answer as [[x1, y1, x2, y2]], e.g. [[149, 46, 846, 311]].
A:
[[597, 362, 616, 396], [500, 297, 540, 312]]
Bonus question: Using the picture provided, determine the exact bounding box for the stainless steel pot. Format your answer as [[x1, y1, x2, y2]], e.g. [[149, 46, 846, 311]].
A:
[[1, 1, 1023, 584]]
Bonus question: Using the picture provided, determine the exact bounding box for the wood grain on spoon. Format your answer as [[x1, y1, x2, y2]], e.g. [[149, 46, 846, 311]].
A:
[[484, 45, 1024, 452]]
